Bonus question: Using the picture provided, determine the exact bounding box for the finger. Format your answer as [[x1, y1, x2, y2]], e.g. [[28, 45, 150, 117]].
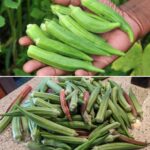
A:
[[75, 69, 95, 76], [19, 36, 33, 46], [53, 0, 70, 6], [36, 66, 69, 76], [53, 0, 81, 6], [23, 60, 46, 73]]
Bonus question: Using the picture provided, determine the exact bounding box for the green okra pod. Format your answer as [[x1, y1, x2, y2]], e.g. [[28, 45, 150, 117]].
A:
[[86, 87, 100, 113], [42, 139, 71, 150], [2, 106, 62, 118], [51, 5, 71, 15], [41, 132, 88, 144], [47, 79, 63, 93], [89, 122, 120, 140], [81, 78, 95, 92], [89, 121, 109, 139], [129, 88, 143, 117], [27, 45, 105, 73], [127, 112, 136, 124], [92, 142, 144, 150], [108, 100, 130, 136], [31, 98, 60, 110], [70, 6, 120, 33], [21, 116, 29, 137], [95, 85, 111, 123], [31, 91, 60, 104], [28, 119, 40, 142], [69, 90, 78, 112], [82, 0, 134, 42], [118, 89, 131, 112], [36, 36, 92, 61], [27, 141, 55, 150], [16, 105, 78, 136], [12, 117, 22, 142], [45, 20, 110, 56], [57, 121, 96, 130]]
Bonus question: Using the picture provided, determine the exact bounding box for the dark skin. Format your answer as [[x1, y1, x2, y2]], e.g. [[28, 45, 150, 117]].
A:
[[19, 0, 142, 76]]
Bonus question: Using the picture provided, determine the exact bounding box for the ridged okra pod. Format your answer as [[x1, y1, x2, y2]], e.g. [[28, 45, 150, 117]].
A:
[[41, 132, 88, 144], [16, 105, 78, 136], [86, 87, 100, 113], [31, 91, 60, 103], [27, 45, 105, 73], [27, 141, 55, 150], [42, 139, 71, 150], [47, 79, 63, 93], [118, 89, 131, 112], [95, 85, 111, 123], [70, 6, 120, 33], [92, 142, 144, 150], [45, 20, 110, 56], [12, 117, 22, 142], [82, 0, 134, 42], [129, 88, 143, 117]]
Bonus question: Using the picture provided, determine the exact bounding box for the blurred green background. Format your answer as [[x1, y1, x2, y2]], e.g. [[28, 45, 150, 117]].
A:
[[0, 0, 150, 76]]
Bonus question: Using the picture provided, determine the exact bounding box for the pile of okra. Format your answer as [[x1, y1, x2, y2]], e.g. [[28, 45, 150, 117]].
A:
[[26, 0, 134, 74], [0, 77, 148, 150]]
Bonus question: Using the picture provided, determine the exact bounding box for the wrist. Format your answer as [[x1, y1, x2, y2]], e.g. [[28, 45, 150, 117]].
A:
[[120, 0, 150, 38]]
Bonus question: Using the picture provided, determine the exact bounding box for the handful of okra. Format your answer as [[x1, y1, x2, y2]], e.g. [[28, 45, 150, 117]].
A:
[[26, 0, 134, 74], [0, 77, 147, 150]]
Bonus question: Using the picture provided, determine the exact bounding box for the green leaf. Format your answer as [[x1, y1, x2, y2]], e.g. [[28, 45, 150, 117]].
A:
[[13, 68, 30, 76], [0, 16, 5, 28], [111, 43, 143, 73], [4, 0, 21, 9], [141, 44, 150, 75], [30, 8, 45, 19]]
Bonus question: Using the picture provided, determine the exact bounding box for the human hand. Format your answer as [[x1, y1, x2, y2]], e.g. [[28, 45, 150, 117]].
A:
[[19, 0, 141, 76]]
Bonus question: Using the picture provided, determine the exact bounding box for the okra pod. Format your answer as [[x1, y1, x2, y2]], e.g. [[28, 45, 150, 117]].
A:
[[31, 91, 60, 104], [1, 106, 62, 118], [21, 116, 29, 137], [42, 139, 71, 150], [89, 121, 109, 139], [82, 0, 134, 42], [89, 122, 120, 140], [31, 98, 60, 110], [28, 45, 105, 73], [45, 20, 110, 56], [95, 86, 111, 123], [86, 87, 100, 113], [36, 37, 92, 61], [57, 121, 96, 130], [70, 6, 120, 33], [51, 5, 71, 15], [26, 24, 47, 42], [92, 142, 144, 150], [12, 117, 22, 142], [47, 79, 63, 93], [41, 132, 88, 144], [28, 119, 40, 142], [129, 89, 143, 117], [27, 141, 55, 150], [81, 78, 95, 92], [127, 112, 136, 124], [65, 83, 73, 94], [16, 105, 78, 136], [118, 89, 131, 112], [108, 100, 130, 136], [111, 86, 118, 104], [69, 90, 78, 112]]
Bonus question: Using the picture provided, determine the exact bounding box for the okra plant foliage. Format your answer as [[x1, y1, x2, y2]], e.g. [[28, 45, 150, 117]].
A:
[[0, 0, 150, 75]]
